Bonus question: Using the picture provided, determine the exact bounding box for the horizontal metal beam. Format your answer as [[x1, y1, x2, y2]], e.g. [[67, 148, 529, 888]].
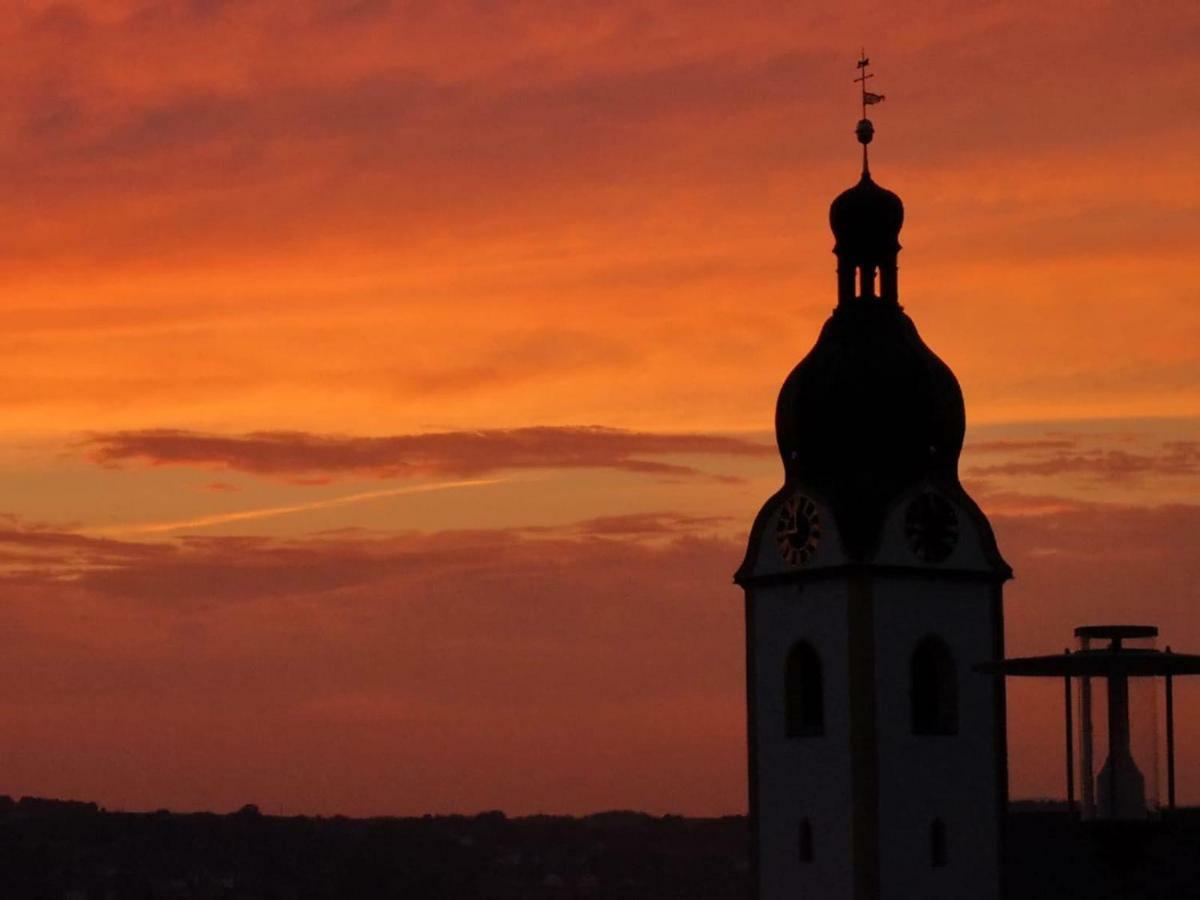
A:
[[977, 649, 1200, 677]]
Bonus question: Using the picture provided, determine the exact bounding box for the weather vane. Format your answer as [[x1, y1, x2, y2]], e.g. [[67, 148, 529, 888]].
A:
[[854, 51, 886, 175]]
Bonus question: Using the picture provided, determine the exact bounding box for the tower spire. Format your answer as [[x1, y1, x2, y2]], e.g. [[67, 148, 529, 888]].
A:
[[831, 55, 903, 306], [854, 51, 886, 176]]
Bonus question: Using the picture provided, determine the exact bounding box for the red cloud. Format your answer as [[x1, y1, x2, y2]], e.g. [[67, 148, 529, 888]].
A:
[[967, 440, 1200, 482], [0, 514, 745, 816], [0, 498, 1198, 816], [966, 438, 1079, 454], [84, 426, 773, 482]]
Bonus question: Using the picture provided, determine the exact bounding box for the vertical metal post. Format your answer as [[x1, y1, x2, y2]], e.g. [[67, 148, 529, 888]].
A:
[[1079, 637, 1095, 818], [1166, 647, 1176, 812], [1064, 651, 1075, 815]]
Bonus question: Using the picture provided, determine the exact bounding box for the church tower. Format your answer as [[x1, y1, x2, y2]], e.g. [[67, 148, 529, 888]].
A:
[[735, 58, 1012, 900]]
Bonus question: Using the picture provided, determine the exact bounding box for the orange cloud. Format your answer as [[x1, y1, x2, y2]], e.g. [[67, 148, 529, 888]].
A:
[[0, 2, 1189, 437], [968, 439, 1078, 454], [84, 426, 773, 482], [967, 439, 1200, 482]]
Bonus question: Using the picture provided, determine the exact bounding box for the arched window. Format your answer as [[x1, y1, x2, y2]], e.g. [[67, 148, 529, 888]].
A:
[[798, 818, 814, 863], [930, 818, 947, 867], [785, 642, 824, 737], [910, 636, 958, 735]]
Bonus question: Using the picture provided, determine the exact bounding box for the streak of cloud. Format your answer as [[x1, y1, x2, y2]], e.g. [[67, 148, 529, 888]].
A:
[[967, 440, 1200, 482], [84, 426, 773, 483], [90, 477, 505, 536]]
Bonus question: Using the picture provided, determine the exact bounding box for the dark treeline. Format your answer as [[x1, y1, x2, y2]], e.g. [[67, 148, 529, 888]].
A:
[[4, 796, 1200, 899], [0, 797, 747, 900]]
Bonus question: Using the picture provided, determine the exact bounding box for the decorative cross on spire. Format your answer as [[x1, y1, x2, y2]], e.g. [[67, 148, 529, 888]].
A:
[[854, 51, 886, 175]]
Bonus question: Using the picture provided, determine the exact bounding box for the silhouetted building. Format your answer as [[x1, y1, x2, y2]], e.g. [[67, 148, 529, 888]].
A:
[[735, 58, 1010, 900]]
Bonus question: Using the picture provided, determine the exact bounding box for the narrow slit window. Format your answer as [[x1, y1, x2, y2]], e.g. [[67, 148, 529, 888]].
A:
[[930, 818, 947, 867], [785, 642, 824, 737], [911, 636, 958, 735], [798, 818, 814, 863]]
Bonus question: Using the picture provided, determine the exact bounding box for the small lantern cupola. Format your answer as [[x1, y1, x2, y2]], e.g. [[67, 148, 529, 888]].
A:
[[829, 54, 903, 306], [830, 171, 903, 305]]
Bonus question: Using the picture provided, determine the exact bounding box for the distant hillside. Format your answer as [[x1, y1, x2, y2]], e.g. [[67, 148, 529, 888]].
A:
[[3, 796, 1200, 899], [0, 797, 748, 899]]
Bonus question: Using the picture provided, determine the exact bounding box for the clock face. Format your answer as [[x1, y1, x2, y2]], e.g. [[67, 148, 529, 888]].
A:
[[905, 492, 959, 563], [776, 494, 821, 567]]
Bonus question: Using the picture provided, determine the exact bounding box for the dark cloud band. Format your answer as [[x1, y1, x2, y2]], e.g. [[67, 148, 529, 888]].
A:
[[84, 426, 773, 482]]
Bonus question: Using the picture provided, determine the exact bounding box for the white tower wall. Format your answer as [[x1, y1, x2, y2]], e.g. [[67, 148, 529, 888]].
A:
[[872, 578, 1004, 900], [740, 486, 1009, 900], [750, 579, 854, 900]]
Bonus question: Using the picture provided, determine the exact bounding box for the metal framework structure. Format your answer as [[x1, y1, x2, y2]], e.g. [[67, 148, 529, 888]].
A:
[[981, 624, 1200, 815]]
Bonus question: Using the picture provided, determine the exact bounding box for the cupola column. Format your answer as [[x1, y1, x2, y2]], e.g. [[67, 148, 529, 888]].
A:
[[860, 262, 876, 299], [878, 254, 898, 304], [837, 260, 856, 305]]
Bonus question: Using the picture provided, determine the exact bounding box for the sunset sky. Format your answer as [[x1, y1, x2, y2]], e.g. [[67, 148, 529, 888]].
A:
[[0, 0, 1196, 817]]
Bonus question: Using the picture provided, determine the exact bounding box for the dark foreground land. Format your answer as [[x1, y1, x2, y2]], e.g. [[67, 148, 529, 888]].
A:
[[1005, 806, 1200, 899], [3, 797, 1200, 899], [0, 798, 746, 900]]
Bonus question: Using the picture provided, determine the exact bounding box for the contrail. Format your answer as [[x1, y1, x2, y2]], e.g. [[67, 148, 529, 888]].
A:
[[89, 478, 505, 537]]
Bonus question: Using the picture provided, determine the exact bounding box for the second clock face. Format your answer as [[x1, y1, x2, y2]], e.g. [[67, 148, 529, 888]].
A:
[[905, 492, 959, 563], [776, 494, 821, 567]]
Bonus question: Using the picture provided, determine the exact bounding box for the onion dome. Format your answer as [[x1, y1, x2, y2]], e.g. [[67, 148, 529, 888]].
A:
[[773, 99, 967, 557], [830, 173, 903, 262], [775, 302, 966, 558]]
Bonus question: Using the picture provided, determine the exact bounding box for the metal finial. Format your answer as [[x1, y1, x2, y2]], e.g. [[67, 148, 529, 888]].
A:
[[854, 51, 886, 175]]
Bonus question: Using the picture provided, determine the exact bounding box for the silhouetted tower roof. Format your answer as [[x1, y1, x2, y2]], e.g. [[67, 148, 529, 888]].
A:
[[773, 57, 993, 562]]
